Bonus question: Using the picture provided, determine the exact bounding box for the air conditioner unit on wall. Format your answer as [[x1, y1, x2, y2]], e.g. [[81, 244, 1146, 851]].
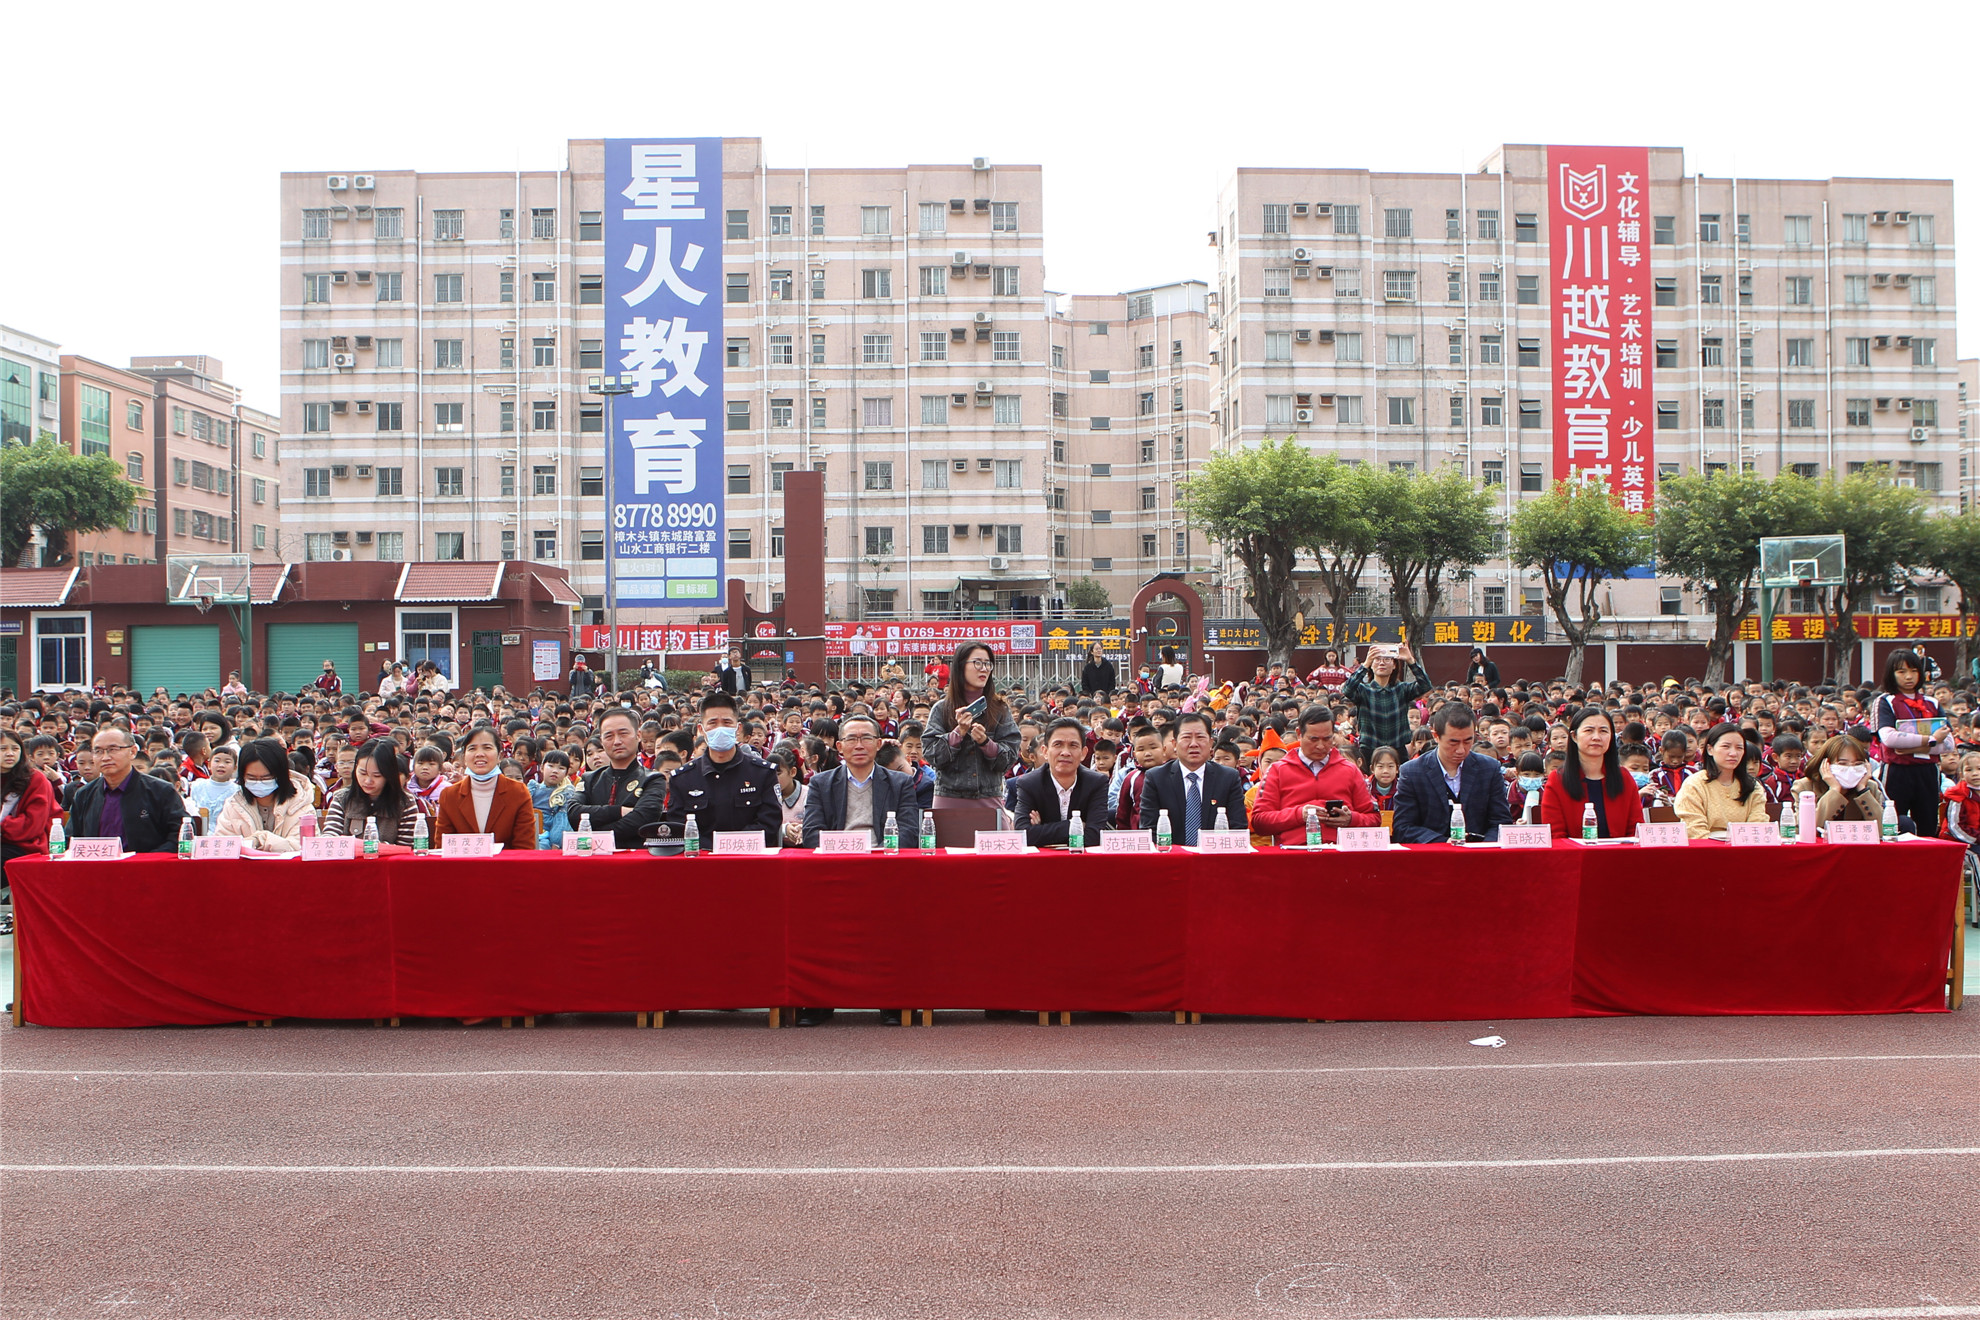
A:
[[973, 310, 992, 324], [975, 380, 993, 394], [1911, 426, 1933, 442], [1295, 408, 1314, 423], [330, 548, 353, 560], [326, 175, 348, 190], [989, 556, 1010, 570], [1293, 247, 1316, 263], [332, 352, 356, 368], [353, 175, 375, 190]]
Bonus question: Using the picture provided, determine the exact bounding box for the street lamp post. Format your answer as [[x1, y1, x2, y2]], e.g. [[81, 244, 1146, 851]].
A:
[[589, 374, 635, 696]]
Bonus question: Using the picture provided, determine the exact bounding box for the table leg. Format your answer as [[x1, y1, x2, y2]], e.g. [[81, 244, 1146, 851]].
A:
[[1190, 1012, 1201, 1025], [1036, 1011, 1050, 1026], [501, 1017, 513, 1029], [635, 1012, 647, 1028], [919, 1009, 932, 1027], [11, 918, 23, 1028], [523, 1016, 536, 1028], [1058, 1011, 1071, 1026], [653, 1011, 665, 1029], [1952, 884, 1967, 1011], [768, 1007, 783, 1029]]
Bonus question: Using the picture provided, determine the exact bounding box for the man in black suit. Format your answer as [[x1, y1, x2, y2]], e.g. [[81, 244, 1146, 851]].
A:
[[1137, 711, 1246, 844], [1012, 717, 1113, 846], [65, 727, 187, 854], [800, 714, 922, 848], [715, 645, 751, 694], [566, 706, 665, 848]]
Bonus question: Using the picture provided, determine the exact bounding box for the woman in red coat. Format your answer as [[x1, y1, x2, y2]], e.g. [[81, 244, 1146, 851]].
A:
[[1, 727, 59, 892], [432, 724, 538, 851], [1539, 706, 1645, 840]]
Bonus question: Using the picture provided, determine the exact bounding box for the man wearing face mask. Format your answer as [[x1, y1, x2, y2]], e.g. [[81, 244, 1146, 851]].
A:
[[658, 691, 782, 846], [567, 706, 666, 849]]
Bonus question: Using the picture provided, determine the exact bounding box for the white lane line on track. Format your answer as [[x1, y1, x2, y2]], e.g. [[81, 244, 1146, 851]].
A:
[[1385, 1311, 1980, 1320], [5, 1146, 1977, 1177], [6, 1053, 1978, 1081]]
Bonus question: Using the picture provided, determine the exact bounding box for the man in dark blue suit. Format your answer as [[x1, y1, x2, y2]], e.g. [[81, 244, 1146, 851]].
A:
[[1391, 703, 1515, 843], [1137, 711, 1247, 843], [1011, 717, 1113, 846], [800, 715, 922, 848]]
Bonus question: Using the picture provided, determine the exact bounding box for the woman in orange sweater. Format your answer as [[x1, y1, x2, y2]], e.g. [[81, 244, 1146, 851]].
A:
[[433, 724, 537, 851]]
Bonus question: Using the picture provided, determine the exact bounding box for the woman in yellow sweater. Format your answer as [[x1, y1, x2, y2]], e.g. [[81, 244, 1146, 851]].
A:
[[1673, 723, 1771, 839]]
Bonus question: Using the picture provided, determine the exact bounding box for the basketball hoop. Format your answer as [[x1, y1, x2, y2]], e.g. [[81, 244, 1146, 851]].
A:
[[195, 595, 214, 614]]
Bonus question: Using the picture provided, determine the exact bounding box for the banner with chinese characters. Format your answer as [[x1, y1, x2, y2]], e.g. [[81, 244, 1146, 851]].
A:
[[604, 138, 724, 607], [577, 624, 731, 655], [826, 621, 1044, 658], [1735, 615, 1973, 643], [1549, 145, 1654, 516], [1203, 617, 1546, 649], [1042, 623, 1133, 654]]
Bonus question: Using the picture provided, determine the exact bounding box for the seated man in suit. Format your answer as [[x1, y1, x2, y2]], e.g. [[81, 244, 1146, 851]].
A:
[[800, 714, 922, 849], [1012, 716, 1112, 846], [1391, 702, 1516, 843], [1137, 711, 1247, 844], [65, 726, 187, 854]]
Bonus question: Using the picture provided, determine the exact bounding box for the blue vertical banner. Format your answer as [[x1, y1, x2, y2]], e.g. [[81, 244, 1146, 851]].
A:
[[603, 137, 725, 605]]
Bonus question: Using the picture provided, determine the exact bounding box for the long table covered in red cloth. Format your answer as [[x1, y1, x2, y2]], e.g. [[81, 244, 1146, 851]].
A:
[[9, 840, 1964, 1028]]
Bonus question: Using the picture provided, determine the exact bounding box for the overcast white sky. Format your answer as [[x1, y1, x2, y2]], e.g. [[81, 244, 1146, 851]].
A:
[[5, 0, 1972, 407]]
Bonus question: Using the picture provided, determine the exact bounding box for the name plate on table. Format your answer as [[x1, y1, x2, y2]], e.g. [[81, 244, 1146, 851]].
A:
[[1824, 819, 1881, 845], [817, 830, 873, 855], [1336, 827, 1391, 852], [1498, 825, 1554, 849], [1635, 822, 1689, 848], [1194, 831, 1252, 854], [1726, 821, 1782, 847], [68, 837, 124, 861], [438, 833, 494, 859], [1097, 831, 1154, 854], [560, 832, 616, 856], [973, 831, 1029, 855], [302, 835, 360, 861], [713, 831, 770, 856], [192, 835, 243, 860]]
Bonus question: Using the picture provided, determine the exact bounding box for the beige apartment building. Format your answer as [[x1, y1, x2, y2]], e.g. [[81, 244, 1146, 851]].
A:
[[1214, 145, 1959, 619], [125, 357, 282, 566], [59, 355, 157, 564]]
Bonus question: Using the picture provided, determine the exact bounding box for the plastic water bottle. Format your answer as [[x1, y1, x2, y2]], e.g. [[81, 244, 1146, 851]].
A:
[[883, 811, 900, 855], [1581, 800, 1597, 841], [362, 817, 379, 857], [1155, 809, 1173, 852], [919, 816, 936, 852], [48, 818, 66, 858], [1304, 805, 1322, 848], [684, 815, 700, 856], [1881, 796, 1899, 842], [298, 809, 317, 841], [1449, 801, 1467, 845], [1213, 806, 1229, 833], [1522, 789, 1540, 825], [178, 817, 194, 859], [1068, 810, 1085, 853], [1778, 802, 1798, 843], [1797, 790, 1818, 845], [412, 812, 429, 857], [576, 812, 593, 855]]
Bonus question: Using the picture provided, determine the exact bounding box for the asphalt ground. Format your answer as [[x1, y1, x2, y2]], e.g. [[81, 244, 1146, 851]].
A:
[[3, 1003, 1978, 1320]]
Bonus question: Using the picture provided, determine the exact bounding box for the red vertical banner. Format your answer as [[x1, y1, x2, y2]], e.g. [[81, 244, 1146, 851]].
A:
[[1548, 145, 1654, 516]]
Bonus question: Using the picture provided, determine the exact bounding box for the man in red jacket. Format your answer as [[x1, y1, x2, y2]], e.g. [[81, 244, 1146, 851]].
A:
[[1248, 705, 1379, 845]]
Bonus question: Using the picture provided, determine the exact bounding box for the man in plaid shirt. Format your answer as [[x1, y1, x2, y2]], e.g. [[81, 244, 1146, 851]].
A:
[[1340, 643, 1430, 767]]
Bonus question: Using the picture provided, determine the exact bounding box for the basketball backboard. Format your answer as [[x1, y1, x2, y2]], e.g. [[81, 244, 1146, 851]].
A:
[[1758, 535, 1845, 589], [166, 555, 253, 613]]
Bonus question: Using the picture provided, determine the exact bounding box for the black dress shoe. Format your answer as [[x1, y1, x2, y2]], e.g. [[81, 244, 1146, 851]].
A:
[[878, 1010, 903, 1026], [794, 1008, 835, 1027]]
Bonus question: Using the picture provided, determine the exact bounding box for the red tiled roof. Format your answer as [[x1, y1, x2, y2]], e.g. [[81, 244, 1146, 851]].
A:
[[249, 563, 292, 606], [0, 567, 80, 608], [395, 562, 504, 602], [533, 573, 581, 606]]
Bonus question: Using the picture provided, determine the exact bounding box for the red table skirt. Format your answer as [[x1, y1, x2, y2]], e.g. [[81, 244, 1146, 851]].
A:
[[9, 841, 1963, 1027]]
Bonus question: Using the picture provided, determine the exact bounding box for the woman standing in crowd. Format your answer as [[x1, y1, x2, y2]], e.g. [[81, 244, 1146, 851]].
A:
[[924, 642, 1021, 826], [1305, 649, 1350, 690], [213, 738, 317, 852], [1872, 650, 1951, 835], [1540, 706, 1644, 839], [1079, 643, 1117, 697], [1673, 723, 1770, 839], [323, 739, 422, 846], [1155, 646, 1186, 691], [434, 723, 537, 850]]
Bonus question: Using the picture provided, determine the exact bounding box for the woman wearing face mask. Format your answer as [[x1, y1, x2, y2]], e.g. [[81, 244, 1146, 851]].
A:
[[1796, 734, 1895, 833], [213, 738, 317, 852], [1673, 723, 1770, 839], [433, 723, 537, 850], [324, 739, 422, 849]]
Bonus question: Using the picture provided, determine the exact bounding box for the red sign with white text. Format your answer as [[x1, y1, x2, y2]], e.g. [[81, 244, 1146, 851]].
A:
[[1548, 145, 1654, 516], [827, 621, 1042, 658], [576, 624, 730, 655]]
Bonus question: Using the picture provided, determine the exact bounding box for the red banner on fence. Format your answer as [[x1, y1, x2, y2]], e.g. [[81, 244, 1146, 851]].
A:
[[827, 621, 1042, 658], [576, 625, 731, 655], [1549, 144, 1654, 517], [1736, 614, 1974, 643]]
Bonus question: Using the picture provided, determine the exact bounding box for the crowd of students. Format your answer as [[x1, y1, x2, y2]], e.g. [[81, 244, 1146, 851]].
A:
[[2, 641, 1973, 926]]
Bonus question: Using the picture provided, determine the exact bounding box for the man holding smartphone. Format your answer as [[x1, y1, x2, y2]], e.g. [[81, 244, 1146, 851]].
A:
[[1248, 705, 1380, 845]]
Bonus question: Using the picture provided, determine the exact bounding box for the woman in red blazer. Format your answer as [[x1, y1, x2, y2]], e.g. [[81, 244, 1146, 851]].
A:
[[1539, 706, 1645, 840], [1, 728, 58, 875], [433, 724, 537, 851]]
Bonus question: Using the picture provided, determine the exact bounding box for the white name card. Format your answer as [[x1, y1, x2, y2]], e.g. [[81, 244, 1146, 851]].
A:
[[69, 837, 124, 861], [1194, 831, 1252, 854], [560, 832, 616, 856], [817, 830, 873, 855], [192, 835, 244, 860], [1336, 827, 1391, 852], [1498, 825, 1554, 849], [1825, 819, 1881, 845], [439, 833, 494, 859], [713, 831, 769, 856], [1727, 821, 1782, 847], [1635, 822, 1690, 848], [1097, 831, 1155, 854], [973, 830, 1028, 855], [302, 835, 360, 861]]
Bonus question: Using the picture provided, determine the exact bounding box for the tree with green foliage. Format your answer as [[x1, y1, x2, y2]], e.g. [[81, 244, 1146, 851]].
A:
[[1178, 437, 1325, 666], [0, 441, 139, 567], [1299, 456, 1383, 654], [1374, 466, 1499, 654], [1064, 576, 1111, 614], [1803, 467, 1931, 685], [1508, 480, 1654, 684], [1654, 470, 1817, 686], [1923, 512, 1980, 679]]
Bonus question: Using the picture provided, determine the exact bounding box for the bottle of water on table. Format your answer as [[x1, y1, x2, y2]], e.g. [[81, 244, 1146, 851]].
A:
[[1155, 809, 1173, 852], [1581, 800, 1597, 841], [1304, 805, 1321, 848], [883, 811, 899, 855], [1212, 806, 1229, 834], [1881, 797, 1899, 842], [362, 817, 379, 857], [1067, 810, 1084, 854], [1449, 801, 1467, 845], [178, 817, 194, 859], [576, 812, 593, 855], [412, 812, 429, 857], [684, 815, 700, 856], [919, 815, 937, 853]]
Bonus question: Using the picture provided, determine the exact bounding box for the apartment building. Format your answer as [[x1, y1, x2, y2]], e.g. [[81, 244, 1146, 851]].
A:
[[1961, 358, 1977, 513], [1, 324, 61, 448], [1213, 144, 1959, 617], [126, 357, 282, 565], [279, 140, 1056, 621], [59, 355, 157, 564]]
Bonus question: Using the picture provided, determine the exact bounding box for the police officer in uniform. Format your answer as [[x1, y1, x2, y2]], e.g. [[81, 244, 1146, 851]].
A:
[[658, 691, 781, 845], [567, 706, 664, 848]]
